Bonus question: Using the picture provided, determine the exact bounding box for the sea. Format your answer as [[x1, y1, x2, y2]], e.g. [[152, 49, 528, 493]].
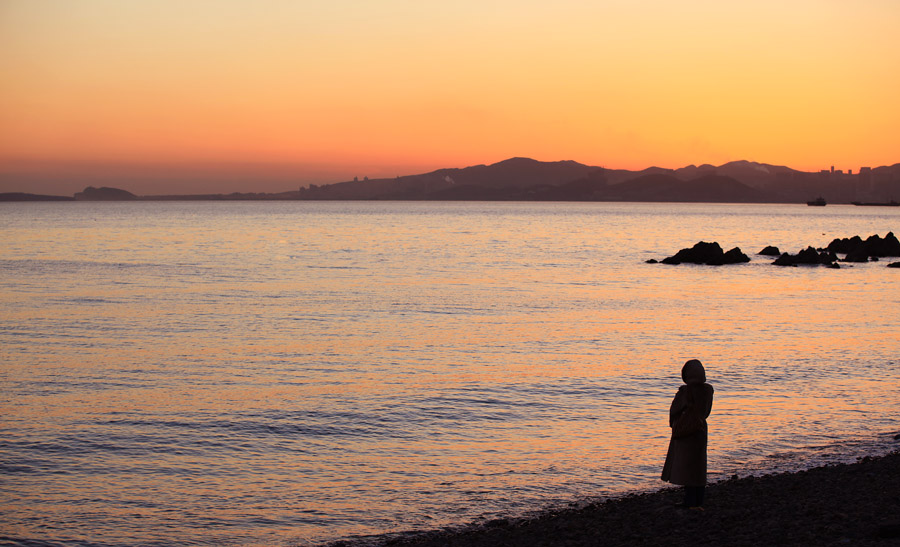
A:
[[1, 201, 898, 546]]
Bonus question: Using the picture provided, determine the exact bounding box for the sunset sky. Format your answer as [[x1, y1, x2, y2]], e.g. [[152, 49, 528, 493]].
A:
[[2, 0, 899, 195]]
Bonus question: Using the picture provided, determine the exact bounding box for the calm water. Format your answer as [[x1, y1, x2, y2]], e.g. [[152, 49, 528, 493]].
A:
[[1, 201, 899, 546]]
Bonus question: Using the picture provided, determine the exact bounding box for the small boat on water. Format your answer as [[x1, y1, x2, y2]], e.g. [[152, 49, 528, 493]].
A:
[[807, 197, 827, 206], [851, 200, 899, 207]]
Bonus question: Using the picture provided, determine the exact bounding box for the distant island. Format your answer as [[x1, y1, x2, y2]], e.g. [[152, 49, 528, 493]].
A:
[[3, 158, 899, 204]]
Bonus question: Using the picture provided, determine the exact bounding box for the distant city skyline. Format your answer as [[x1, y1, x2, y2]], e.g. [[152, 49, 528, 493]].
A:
[[2, 1, 899, 195]]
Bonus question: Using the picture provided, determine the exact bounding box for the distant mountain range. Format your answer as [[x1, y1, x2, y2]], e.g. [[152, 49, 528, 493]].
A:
[[3, 158, 899, 203], [298, 157, 900, 203]]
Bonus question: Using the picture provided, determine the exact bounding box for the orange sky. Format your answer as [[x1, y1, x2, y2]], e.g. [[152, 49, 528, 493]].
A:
[[2, 0, 899, 195]]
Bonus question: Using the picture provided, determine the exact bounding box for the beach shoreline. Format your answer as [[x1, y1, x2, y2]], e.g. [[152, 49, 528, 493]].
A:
[[324, 447, 900, 547]]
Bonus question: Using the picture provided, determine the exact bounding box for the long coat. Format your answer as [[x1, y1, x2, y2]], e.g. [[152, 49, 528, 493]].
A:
[[661, 382, 714, 486]]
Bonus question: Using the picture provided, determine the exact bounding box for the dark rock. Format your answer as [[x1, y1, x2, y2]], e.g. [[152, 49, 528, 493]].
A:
[[759, 246, 781, 256], [829, 232, 900, 261], [661, 241, 749, 265], [773, 247, 837, 267], [723, 247, 751, 263], [773, 253, 797, 266], [796, 247, 834, 264], [871, 232, 900, 256], [796, 247, 818, 263], [646, 259, 659, 264], [889, 262, 900, 268], [844, 249, 870, 263], [827, 235, 863, 254], [662, 241, 721, 265]]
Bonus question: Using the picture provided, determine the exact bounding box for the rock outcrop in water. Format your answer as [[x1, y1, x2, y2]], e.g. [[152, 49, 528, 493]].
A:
[[766, 233, 899, 267], [657, 242, 750, 265], [650, 234, 899, 269], [827, 232, 900, 263], [773, 247, 839, 267]]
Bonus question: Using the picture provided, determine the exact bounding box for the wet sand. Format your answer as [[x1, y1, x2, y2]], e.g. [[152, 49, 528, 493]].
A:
[[327, 449, 900, 547]]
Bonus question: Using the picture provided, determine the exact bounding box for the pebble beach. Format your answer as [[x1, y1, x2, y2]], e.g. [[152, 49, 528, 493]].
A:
[[327, 448, 900, 547]]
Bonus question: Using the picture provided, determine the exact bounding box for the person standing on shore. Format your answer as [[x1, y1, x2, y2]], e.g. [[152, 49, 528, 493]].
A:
[[661, 359, 714, 509]]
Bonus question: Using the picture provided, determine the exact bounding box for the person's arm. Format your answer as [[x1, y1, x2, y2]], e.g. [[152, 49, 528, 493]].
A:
[[702, 385, 714, 418], [668, 386, 688, 426]]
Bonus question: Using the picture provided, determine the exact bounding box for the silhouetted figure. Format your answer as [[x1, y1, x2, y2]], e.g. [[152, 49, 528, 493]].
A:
[[661, 359, 714, 508]]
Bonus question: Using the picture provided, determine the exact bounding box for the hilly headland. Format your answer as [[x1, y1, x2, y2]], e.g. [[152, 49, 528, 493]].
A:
[[3, 158, 899, 204]]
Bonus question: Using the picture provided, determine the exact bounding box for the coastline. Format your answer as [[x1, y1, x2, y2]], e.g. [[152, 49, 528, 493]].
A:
[[325, 447, 900, 547]]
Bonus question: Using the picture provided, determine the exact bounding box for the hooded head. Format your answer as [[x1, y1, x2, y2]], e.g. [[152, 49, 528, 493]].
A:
[[681, 359, 706, 385]]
